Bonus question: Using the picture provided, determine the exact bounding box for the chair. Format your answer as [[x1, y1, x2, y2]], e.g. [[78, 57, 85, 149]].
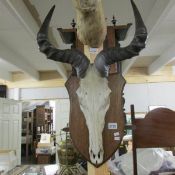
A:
[[131, 105, 175, 175]]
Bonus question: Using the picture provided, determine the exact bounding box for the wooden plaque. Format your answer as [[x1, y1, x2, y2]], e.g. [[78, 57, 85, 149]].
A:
[[65, 73, 126, 167]]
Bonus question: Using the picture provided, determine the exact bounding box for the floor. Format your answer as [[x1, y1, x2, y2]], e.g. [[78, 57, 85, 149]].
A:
[[21, 155, 36, 165]]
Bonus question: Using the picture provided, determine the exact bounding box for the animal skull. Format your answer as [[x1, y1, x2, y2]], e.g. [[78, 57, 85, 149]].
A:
[[76, 65, 111, 164], [37, 0, 147, 165]]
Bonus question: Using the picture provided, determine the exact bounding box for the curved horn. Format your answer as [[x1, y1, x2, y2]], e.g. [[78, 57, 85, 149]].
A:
[[94, 0, 147, 77], [37, 5, 90, 78]]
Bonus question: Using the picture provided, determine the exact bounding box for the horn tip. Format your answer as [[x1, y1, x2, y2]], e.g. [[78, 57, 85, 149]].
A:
[[130, 0, 135, 5], [52, 5, 56, 9], [50, 5, 56, 13]]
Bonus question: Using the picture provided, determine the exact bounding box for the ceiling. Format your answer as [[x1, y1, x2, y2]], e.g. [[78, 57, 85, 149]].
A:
[[0, 0, 175, 82]]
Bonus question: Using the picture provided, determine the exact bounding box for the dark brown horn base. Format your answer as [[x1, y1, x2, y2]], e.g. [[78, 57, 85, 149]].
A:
[[94, 0, 147, 77], [37, 5, 90, 78]]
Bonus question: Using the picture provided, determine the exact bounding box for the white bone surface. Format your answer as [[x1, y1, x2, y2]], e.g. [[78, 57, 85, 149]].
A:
[[76, 65, 111, 165]]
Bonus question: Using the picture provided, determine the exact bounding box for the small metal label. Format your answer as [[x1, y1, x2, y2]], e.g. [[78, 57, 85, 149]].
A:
[[114, 132, 119, 137], [108, 123, 117, 129], [114, 136, 120, 141]]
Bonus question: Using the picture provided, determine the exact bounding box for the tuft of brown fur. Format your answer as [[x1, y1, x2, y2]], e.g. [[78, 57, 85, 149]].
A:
[[72, 0, 107, 48]]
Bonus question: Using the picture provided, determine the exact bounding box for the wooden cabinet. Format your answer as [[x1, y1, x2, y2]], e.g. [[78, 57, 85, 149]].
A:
[[36, 154, 55, 164], [22, 106, 53, 157], [22, 111, 34, 158], [33, 105, 53, 142]]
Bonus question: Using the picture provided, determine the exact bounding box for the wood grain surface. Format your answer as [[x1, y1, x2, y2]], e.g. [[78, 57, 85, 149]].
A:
[[133, 107, 175, 148], [65, 73, 126, 167], [131, 106, 175, 175]]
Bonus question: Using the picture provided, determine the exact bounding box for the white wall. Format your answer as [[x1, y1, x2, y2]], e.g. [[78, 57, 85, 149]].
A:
[[10, 87, 69, 100], [8, 82, 175, 113], [124, 82, 175, 112]]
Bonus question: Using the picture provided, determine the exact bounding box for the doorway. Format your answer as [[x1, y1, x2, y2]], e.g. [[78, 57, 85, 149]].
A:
[[21, 100, 57, 165]]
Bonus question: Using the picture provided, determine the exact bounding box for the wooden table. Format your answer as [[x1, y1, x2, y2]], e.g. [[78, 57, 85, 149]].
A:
[[36, 153, 55, 164]]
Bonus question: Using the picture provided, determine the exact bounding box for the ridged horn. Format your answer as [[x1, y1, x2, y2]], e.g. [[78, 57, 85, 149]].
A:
[[37, 5, 90, 78], [94, 0, 147, 77]]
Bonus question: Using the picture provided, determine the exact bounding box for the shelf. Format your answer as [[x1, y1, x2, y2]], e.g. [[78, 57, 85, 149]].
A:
[[125, 124, 132, 130], [22, 111, 34, 157]]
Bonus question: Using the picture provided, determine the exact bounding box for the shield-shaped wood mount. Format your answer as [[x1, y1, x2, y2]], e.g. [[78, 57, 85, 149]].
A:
[[65, 73, 126, 167]]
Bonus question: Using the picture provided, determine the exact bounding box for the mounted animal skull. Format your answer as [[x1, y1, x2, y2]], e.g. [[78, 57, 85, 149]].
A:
[[37, 0, 147, 165], [76, 65, 111, 164], [72, 0, 106, 47]]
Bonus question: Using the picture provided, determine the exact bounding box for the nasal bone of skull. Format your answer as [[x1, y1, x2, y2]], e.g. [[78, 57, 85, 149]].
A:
[[89, 132, 104, 164], [89, 147, 104, 165]]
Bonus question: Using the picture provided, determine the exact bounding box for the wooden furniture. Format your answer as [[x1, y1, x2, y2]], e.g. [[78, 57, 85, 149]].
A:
[[36, 153, 55, 164], [66, 72, 126, 167], [34, 105, 53, 142], [131, 105, 175, 175], [58, 21, 130, 173], [22, 105, 53, 161], [22, 111, 34, 158]]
